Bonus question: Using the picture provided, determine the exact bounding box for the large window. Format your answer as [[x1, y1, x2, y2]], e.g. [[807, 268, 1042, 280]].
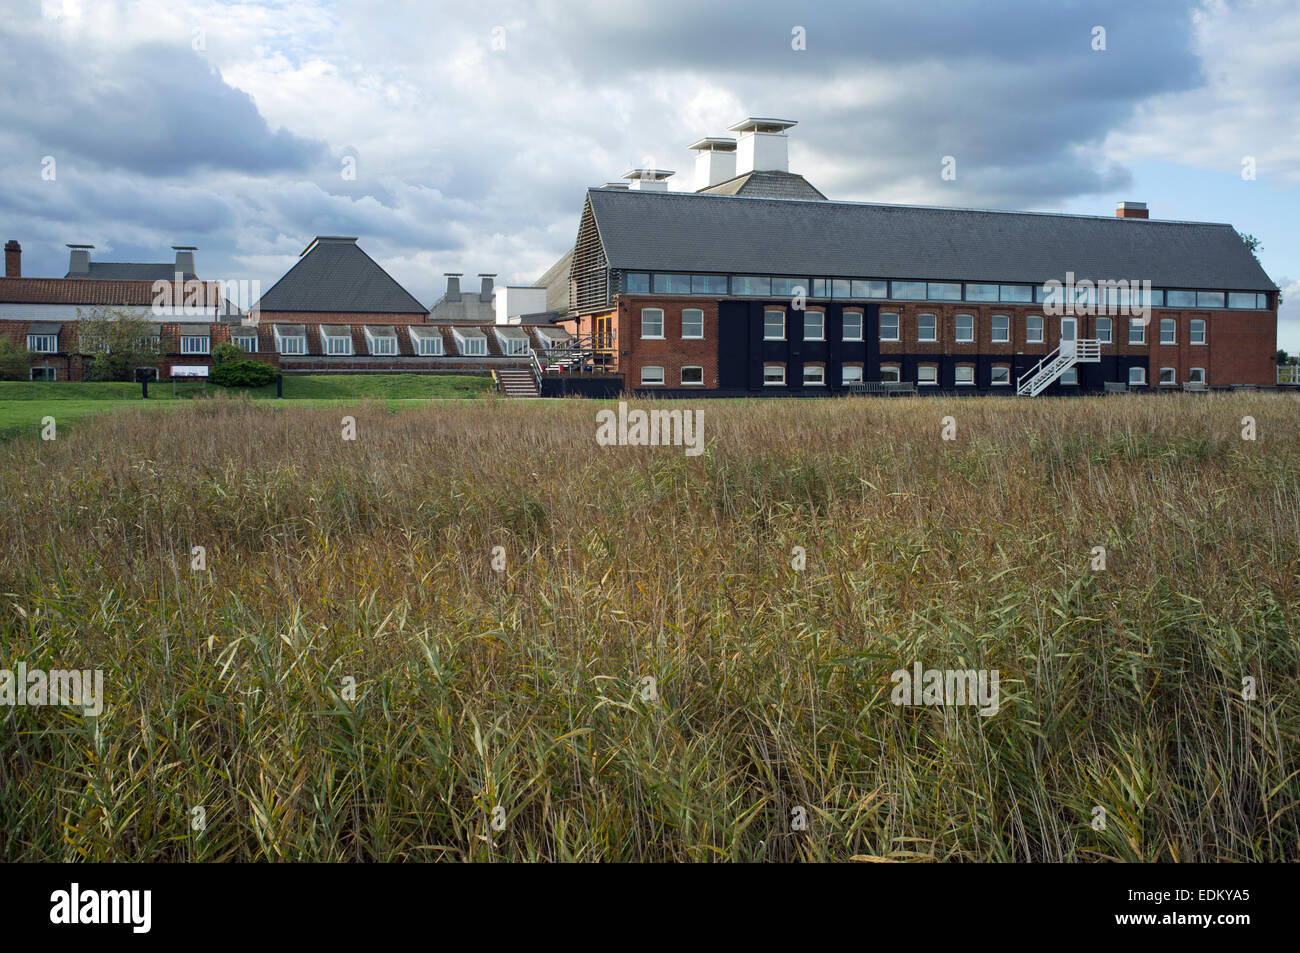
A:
[[853, 280, 888, 298], [733, 276, 771, 296], [917, 365, 938, 386], [1129, 366, 1147, 386], [955, 313, 974, 343], [991, 314, 1009, 343], [803, 365, 825, 386], [763, 310, 785, 341], [1129, 319, 1146, 345], [181, 335, 210, 355], [928, 282, 962, 301], [1000, 285, 1033, 303], [966, 284, 999, 302], [691, 275, 727, 295], [880, 365, 900, 383], [1197, 291, 1225, 308], [625, 273, 650, 293], [1096, 317, 1112, 344], [880, 313, 899, 341], [27, 334, 58, 353], [892, 281, 927, 300], [763, 364, 785, 386], [640, 365, 665, 386], [991, 364, 1011, 386], [1026, 316, 1043, 343], [1166, 290, 1196, 308], [652, 274, 691, 294], [955, 364, 975, 386], [841, 364, 864, 384], [1160, 318, 1176, 345], [842, 312, 863, 341], [1190, 319, 1206, 345], [771, 277, 806, 297], [681, 309, 704, 339], [804, 311, 825, 341], [917, 313, 937, 342], [641, 308, 664, 339], [680, 365, 703, 386]]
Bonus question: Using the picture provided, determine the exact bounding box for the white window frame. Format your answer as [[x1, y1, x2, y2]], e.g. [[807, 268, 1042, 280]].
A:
[[1190, 319, 1206, 345], [681, 309, 704, 340], [494, 328, 531, 357], [1188, 367, 1206, 384], [367, 331, 398, 356], [763, 364, 786, 386], [1159, 366, 1177, 386], [955, 364, 975, 386], [842, 312, 863, 341], [763, 310, 785, 341], [277, 333, 306, 355], [880, 313, 899, 342], [452, 327, 487, 356], [1060, 366, 1078, 385], [991, 364, 1011, 386], [640, 365, 665, 386], [1129, 319, 1146, 345], [180, 335, 210, 355], [841, 364, 863, 385], [991, 314, 1009, 343], [1129, 366, 1147, 386], [27, 334, 58, 353], [880, 365, 901, 383], [1025, 316, 1043, 344], [917, 313, 937, 342], [641, 308, 665, 340], [917, 365, 938, 386], [410, 328, 445, 356], [1096, 317, 1112, 344], [233, 334, 258, 353], [802, 364, 825, 386], [322, 329, 353, 356], [803, 311, 825, 342], [1160, 319, 1176, 345], [680, 365, 704, 386], [955, 314, 974, 343]]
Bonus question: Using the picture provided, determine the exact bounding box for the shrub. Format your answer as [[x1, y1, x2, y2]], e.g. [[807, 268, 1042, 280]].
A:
[[0, 340, 32, 380], [211, 359, 276, 388], [212, 341, 245, 365]]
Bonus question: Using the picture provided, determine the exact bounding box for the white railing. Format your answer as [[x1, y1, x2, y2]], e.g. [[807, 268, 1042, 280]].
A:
[[1279, 365, 1300, 385], [1017, 338, 1102, 396]]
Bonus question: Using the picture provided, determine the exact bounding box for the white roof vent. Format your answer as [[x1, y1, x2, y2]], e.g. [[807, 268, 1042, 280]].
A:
[[622, 169, 675, 192], [688, 137, 737, 190], [728, 117, 796, 175]]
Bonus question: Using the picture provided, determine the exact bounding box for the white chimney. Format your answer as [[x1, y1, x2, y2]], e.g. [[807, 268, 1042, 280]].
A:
[[688, 137, 737, 190], [729, 118, 796, 174], [173, 245, 197, 276], [622, 169, 674, 192], [67, 243, 93, 276]]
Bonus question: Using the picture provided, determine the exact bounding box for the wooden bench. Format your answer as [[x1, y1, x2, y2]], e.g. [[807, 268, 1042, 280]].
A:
[[1182, 381, 1208, 393], [846, 381, 918, 396], [1103, 381, 1128, 394]]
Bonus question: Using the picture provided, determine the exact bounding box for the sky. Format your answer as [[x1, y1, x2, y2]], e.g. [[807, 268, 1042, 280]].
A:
[[2, 0, 1297, 347]]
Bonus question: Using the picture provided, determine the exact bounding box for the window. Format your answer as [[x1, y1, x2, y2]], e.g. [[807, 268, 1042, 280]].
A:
[[1196, 291, 1225, 309], [763, 364, 785, 386], [955, 364, 975, 386], [681, 309, 704, 339], [928, 282, 962, 300], [892, 280, 927, 300], [367, 328, 399, 355], [410, 329, 444, 355], [277, 333, 306, 355], [451, 327, 486, 356], [733, 276, 771, 296], [966, 284, 999, 302], [625, 273, 650, 293], [1096, 317, 1112, 344], [917, 313, 937, 342], [842, 312, 863, 341], [653, 274, 691, 294], [640, 365, 665, 386], [1060, 367, 1078, 385], [494, 328, 530, 356], [955, 314, 974, 343], [852, 280, 888, 298], [830, 279, 850, 298], [1026, 316, 1043, 343], [917, 365, 938, 386], [30, 366, 56, 381], [1190, 319, 1206, 345], [811, 279, 829, 298], [1166, 290, 1196, 308], [880, 365, 900, 383], [233, 334, 257, 353], [691, 275, 727, 295], [763, 310, 785, 341], [181, 335, 210, 355], [1129, 319, 1146, 345], [1129, 366, 1147, 386], [1228, 292, 1255, 310], [804, 311, 824, 341], [841, 365, 863, 384], [771, 277, 806, 297], [1000, 285, 1033, 303], [680, 365, 704, 386], [641, 308, 664, 339], [880, 313, 899, 341], [1159, 367, 1176, 385], [991, 314, 1009, 343], [1258, 293, 1270, 309], [27, 334, 58, 353], [1160, 318, 1176, 345], [803, 365, 825, 386], [991, 364, 1011, 386], [1189, 367, 1206, 384]]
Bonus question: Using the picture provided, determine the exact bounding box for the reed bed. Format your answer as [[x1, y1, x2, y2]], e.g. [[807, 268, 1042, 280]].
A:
[[1, 392, 1296, 861]]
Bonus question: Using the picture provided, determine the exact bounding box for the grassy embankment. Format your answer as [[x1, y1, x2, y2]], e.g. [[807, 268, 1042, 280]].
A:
[[0, 393, 1296, 861]]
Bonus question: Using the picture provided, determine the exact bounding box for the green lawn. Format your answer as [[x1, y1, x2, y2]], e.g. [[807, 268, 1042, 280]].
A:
[[0, 374, 496, 441]]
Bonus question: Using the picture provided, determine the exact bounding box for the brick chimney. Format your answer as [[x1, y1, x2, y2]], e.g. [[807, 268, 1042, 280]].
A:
[[4, 240, 19, 278], [1116, 201, 1149, 219]]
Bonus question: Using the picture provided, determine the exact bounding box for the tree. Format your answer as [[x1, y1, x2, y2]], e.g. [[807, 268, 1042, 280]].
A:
[[0, 339, 32, 380], [1279, 349, 1296, 366], [78, 307, 162, 382]]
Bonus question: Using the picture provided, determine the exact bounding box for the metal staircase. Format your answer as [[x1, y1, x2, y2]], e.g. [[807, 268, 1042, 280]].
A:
[[1017, 338, 1101, 396]]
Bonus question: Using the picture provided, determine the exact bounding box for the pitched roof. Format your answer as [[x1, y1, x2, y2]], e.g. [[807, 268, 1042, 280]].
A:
[[698, 171, 826, 201], [256, 237, 426, 314], [0, 277, 225, 306], [428, 292, 495, 323], [535, 248, 573, 313], [583, 189, 1277, 291], [67, 263, 195, 281]]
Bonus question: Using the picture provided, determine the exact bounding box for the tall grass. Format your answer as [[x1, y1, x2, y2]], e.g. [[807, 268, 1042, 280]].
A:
[[0, 392, 1296, 861]]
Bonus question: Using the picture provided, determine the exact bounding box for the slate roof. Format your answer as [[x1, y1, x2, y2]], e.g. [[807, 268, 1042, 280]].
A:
[[66, 263, 195, 280], [257, 237, 427, 314], [583, 189, 1278, 291], [698, 171, 827, 201]]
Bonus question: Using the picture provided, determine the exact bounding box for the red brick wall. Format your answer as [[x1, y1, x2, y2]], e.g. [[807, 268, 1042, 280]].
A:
[[618, 297, 719, 389]]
